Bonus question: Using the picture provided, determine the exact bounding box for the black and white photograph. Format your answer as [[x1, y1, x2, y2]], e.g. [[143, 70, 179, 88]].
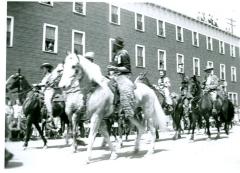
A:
[[1, 0, 240, 172]]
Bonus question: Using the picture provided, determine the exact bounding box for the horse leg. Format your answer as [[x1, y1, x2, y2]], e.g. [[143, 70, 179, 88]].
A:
[[224, 123, 229, 135], [190, 114, 196, 141], [85, 113, 100, 164], [23, 116, 33, 149], [145, 118, 156, 156], [205, 116, 211, 140], [71, 113, 78, 153], [34, 122, 47, 148], [215, 115, 221, 139], [99, 120, 117, 160]]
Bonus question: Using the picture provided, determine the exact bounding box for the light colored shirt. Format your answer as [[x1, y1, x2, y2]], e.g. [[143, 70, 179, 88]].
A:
[[205, 74, 219, 89], [5, 105, 13, 116], [158, 77, 171, 89], [13, 104, 23, 118]]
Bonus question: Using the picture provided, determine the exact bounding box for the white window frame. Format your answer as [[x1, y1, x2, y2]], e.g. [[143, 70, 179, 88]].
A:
[[206, 36, 213, 51], [109, 38, 115, 62], [228, 92, 238, 106], [109, 4, 120, 25], [231, 66, 237, 82], [219, 40, 225, 54], [207, 61, 214, 74], [72, 2, 86, 15], [135, 13, 145, 32], [220, 64, 226, 80], [39, 1, 53, 6], [192, 31, 199, 47], [176, 53, 184, 73], [71, 29, 85, 56], [135, 44, 145, 68], [193, 57, 200, 76], [7, 16, 14, 47], [157, 49, 166, 70], [176, 26, 184, 42], [42, 23, 58, 53], [156, 19, 165, 37], [230, 45, 236, 57]]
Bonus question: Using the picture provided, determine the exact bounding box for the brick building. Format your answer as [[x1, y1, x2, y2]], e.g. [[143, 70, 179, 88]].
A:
[[6, 2, 240, 105]]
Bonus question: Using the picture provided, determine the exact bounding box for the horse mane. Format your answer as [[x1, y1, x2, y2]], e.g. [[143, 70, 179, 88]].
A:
[[75, 54, 109, 87]]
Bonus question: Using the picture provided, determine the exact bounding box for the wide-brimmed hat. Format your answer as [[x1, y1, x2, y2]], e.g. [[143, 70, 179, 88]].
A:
[[40, 63, 53, 69], [204, 65, 214, 72], [113, 37, 124, 48]]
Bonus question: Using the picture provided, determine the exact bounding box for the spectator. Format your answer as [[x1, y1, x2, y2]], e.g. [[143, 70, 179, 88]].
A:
[[13, 98, 24, 129], [5, 97, 13, 136]]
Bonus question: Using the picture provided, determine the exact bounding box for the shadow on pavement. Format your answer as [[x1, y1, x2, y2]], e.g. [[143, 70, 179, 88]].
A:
[[5, 161, 23, 169]]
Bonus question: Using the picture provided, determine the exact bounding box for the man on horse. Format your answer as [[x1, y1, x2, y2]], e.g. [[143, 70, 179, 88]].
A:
[[157, 68, 173, 112], [203, 65, 219, 114], [107, 37, 144, 133]]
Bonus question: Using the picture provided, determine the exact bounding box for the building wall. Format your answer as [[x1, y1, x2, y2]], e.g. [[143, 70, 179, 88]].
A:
[[7, 2, 240, 104]]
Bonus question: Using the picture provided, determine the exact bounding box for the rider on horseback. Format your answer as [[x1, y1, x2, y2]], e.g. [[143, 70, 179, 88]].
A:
[[107, 37, 144, 133], [157, 68, 173, 112], [203, 65, 219, 114]]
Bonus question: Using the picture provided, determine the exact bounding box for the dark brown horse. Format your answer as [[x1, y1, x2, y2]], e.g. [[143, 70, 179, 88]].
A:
[[189, 76, 234, 140], [6, 71, 47, 149]]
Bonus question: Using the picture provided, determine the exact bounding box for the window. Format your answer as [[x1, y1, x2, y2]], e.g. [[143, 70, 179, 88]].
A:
[[109, 38, 115, 62], [158, 49, 166, 70], [73, 2, 86, 15], [230, 45, 236, 57], [228, 92, 238, 106], [220, 64, 226, 80], [42, 23, 58, 53], [207, 61, 214, 74], [135, 13, 144, 31], [206, 36, 213, 50], [219, 41, 225, 54], [176, 26, 184, 42], [193, 57, 200, 76], [7, 16, 14, 47], [157, 20, 165, 37], [176, 53, 184, 73], [72, 30, 85, 56], [39, 1, 53, 6], [109, 5, 120, 25], [231, 66, 237, 82], [192, 31, 199, 47], [135, 44, 145, 67]]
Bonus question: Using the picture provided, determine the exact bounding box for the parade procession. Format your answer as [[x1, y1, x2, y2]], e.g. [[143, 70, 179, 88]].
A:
[[4, 1, 240, 172]]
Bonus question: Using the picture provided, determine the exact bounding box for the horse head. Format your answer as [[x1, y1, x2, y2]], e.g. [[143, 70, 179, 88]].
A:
[[6, 72, 30, 92]]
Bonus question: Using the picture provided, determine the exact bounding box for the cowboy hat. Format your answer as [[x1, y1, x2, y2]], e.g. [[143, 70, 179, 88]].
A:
[[84, 52, 95, 61], [40, 63, 53, 69], [204, 65, 214, 72], [113, 37, 124, 48]]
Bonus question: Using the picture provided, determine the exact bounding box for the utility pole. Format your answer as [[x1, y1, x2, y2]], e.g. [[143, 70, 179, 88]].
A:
[[226, 18, 236, 35]]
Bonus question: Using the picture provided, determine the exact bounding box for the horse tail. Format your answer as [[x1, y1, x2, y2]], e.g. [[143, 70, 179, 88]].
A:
[[152, 93, 167, 131]]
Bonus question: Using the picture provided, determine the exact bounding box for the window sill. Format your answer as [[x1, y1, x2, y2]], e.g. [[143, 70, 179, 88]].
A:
[[110, 21, 120, 26], [43, 50, 58, 54], [192, 44, 199, 47], [231, 81, 237, 83], [136, 66, 146, 68], [135, 29, 145, 33], [219, 52, 225, 55], [73, 11, 86, 16], [207, 49, 213, 51], [157, 34, 166, 38], [176, 40, 184, 43], [7, 46, 13, 48]]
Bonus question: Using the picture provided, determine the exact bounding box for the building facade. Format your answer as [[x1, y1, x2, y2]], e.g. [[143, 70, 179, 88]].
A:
[[7, 2, 240, 105]]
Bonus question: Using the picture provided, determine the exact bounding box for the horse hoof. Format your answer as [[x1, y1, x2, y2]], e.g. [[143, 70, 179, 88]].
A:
[[134, 148, 139, 154], [207, 138, 211, 141], [23, 146, 27, 151], [215, 135, 220, 139], [110, 152, 118, 160]]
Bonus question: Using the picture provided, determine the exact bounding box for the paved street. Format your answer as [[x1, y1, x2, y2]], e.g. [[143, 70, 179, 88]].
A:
[[4, 125, 240, 173]]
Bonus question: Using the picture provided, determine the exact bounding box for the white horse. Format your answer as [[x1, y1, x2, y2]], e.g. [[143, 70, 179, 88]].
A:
[[58, 53, 166, 163]]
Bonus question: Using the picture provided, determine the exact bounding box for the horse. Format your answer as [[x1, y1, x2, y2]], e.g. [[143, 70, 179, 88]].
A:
[[189, 76, 234, 140], [58, 53, 166, 163], [135, 72, 183, 140], [6, 71, 47, 149]]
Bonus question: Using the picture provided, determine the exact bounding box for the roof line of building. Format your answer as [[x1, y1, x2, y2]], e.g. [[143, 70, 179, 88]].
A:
[[145, 2, 240, 40]]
